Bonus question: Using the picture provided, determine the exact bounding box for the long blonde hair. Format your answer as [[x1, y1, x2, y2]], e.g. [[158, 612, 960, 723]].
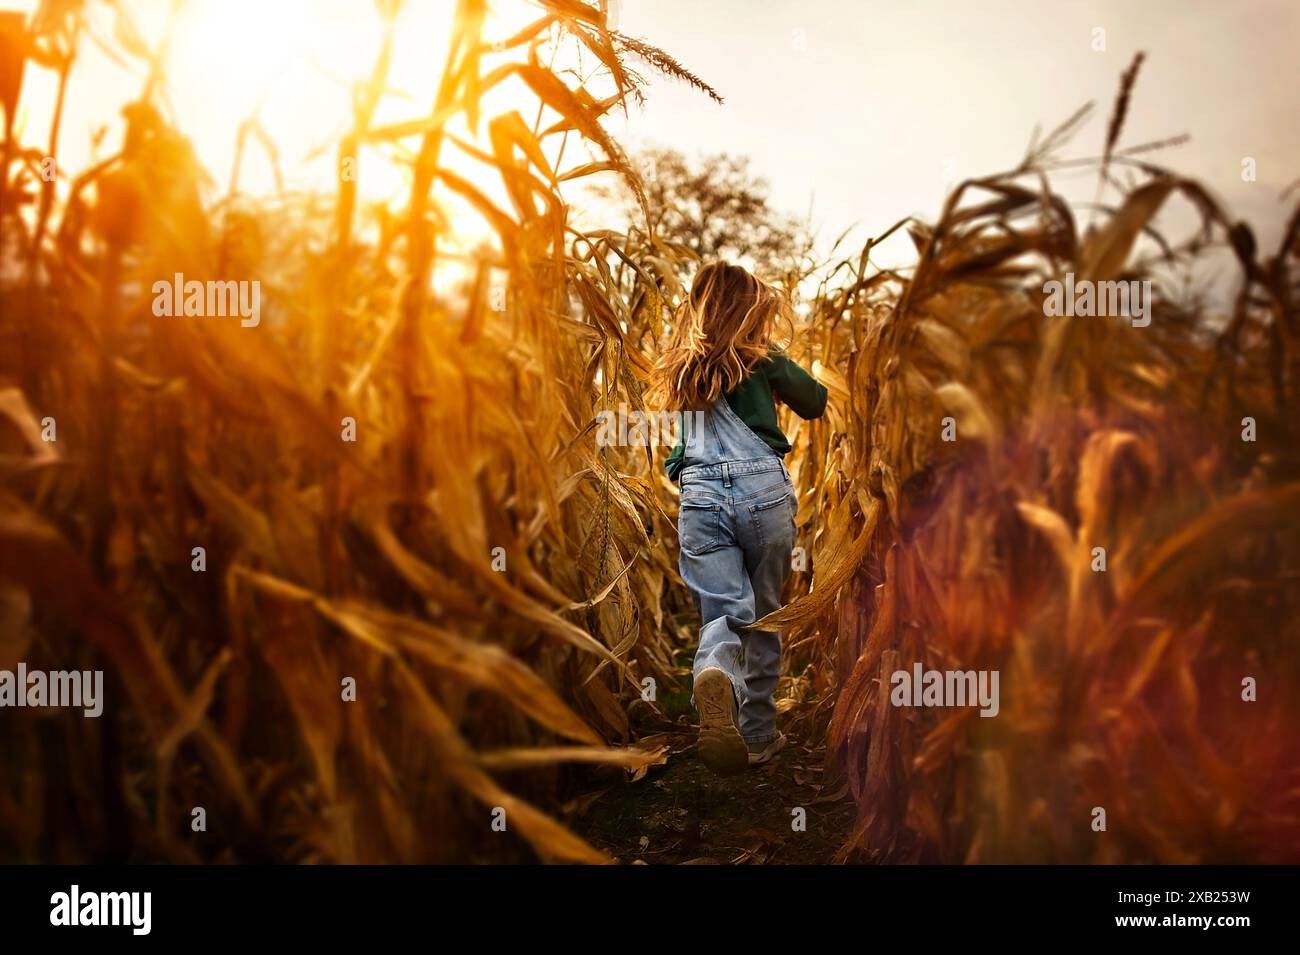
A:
[[652, 262, 790, 410]]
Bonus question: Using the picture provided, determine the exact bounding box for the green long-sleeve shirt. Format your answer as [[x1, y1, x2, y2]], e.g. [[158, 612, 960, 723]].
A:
[[664, 350, 827, 480]]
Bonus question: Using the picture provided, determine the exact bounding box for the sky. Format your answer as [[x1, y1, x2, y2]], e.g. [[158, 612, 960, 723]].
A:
[[9, 0, 1299, 280], [606, 0, 1300, 272]]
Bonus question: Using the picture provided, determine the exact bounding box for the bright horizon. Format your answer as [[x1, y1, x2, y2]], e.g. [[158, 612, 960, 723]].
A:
[[10, 0, 1298, 282]]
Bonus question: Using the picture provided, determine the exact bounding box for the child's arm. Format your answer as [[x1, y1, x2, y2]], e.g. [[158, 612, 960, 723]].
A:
[[665, 439, 685, 481], [767, 354, 828, 420]]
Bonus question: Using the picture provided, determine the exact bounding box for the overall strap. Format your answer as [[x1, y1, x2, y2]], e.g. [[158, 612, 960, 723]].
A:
[[706, 392, 779, 463]]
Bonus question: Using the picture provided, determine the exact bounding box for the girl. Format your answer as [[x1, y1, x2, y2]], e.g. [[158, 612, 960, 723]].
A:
[[653, 262, 828, 776]]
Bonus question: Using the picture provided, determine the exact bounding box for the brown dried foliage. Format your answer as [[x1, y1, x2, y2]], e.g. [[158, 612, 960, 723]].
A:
[[1, 7, 1297, 864]]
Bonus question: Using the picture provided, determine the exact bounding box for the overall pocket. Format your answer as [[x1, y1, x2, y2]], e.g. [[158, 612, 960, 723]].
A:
[[749, 487, 796, 550], [678, 500, 723, 555]]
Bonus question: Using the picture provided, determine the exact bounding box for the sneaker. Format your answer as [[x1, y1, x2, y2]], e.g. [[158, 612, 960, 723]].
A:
[[694, 668, 747, 776], [747, 732, 787, 766]]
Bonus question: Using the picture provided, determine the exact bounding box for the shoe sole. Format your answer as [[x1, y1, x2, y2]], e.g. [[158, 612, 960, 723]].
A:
[[748, 731, 787, 766], [694, 668, 747, 777]]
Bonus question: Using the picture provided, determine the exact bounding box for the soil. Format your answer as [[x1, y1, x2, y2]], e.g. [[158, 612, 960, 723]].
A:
[[571, 730, 856, 864], [567, 648, 858, 864]]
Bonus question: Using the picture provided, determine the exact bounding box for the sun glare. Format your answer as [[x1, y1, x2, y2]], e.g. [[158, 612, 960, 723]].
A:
[[172, 0, 312, 114], [9, 0, 615, 261], [157, 0, 579, 251]]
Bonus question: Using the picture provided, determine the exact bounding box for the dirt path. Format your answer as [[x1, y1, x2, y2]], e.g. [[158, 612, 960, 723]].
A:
[[569, 719, 857, 864]]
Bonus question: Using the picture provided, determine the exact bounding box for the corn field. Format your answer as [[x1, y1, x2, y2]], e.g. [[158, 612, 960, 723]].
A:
[[1, 0, 1298, 864]]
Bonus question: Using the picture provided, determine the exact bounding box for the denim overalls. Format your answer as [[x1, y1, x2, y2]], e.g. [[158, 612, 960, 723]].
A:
[[677, 395, 796, 745]]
